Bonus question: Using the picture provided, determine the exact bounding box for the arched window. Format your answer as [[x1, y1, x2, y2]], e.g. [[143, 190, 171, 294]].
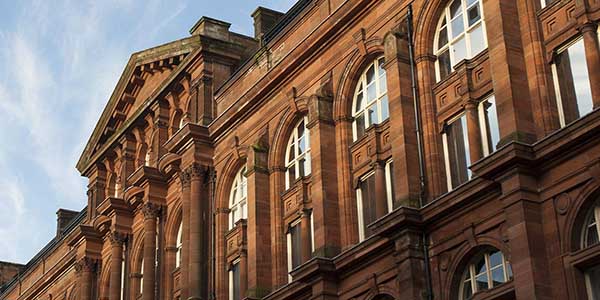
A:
[[583, 201, 600, 248], [176, 221, 183, 268], [285, 117, 311, 189], [434, 0, 487, 82], [352, 56, 389, 141], [581, 201, 600, 299], [459, 249, 512, 300], [229, 167, 248, 229]]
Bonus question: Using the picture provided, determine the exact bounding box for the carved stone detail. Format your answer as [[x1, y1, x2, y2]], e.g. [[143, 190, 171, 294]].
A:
[[142, 202, 162, 219], [108, 231, 127, 246], [75, 257, 98, 274]]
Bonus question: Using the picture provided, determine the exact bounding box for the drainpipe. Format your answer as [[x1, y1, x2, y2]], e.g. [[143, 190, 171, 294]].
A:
[[407, 5, 433, 300], [210, 169, 217, 300]]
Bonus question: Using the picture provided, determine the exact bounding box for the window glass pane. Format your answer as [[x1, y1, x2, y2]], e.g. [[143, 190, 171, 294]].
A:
[[438, 27, 449, 49], [489, 251, 503, 268], [491, 267, 506, 287], [556, 39, 593, 124], [587, 225, 599, 247], [483, 97, 500, 153], [506, 262, 513, 279], [446, 115, 470, 188], [450, 0, 462, 18], [287, 143, 295, 163], [586, 265, 600, 299], [438, 50, 452, 80], [287, 163, 296, 184], [451, 14, 465, 39], [232, 263, 240, 300], [290, 225, 302, 269], [452, 35, 467, 65], [467, 0, 478, 6], [355, 88, 363, 113], [475, 257, 487, 275], [367, 82, 377, 102], [359, 175, 377, 239], [297, 120, 305, 140], [304, 155, 311, 176], [463, 280, 474, 299], [379, 73, 387, 94], [469, 24, 485, 56], [467, 4, 481, 27], [475, 273, 489, 291], [380, 95, 389, 122], [298, 135, 306, 154], [355, 113, 365, 139], [366, 65, 375, 84], [368, 103, 379, 126], [378, 58, 386, 76]]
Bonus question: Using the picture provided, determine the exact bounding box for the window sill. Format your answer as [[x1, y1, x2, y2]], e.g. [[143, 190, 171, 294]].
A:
[[469, 281, 515, 300]]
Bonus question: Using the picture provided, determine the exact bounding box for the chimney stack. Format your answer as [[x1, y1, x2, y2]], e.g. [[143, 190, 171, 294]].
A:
[[56, 209, 79, 238], [252, 6, 285, 40]]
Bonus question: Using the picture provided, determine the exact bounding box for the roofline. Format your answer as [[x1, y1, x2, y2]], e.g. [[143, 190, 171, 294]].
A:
[[0, 208, 87, 297], [76, 35, 202, 173]]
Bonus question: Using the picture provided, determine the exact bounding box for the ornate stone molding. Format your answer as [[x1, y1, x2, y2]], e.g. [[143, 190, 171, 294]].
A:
[[75, 257, 98, 274], [142, 202, 162, 219], [108, 231, 127, 246]]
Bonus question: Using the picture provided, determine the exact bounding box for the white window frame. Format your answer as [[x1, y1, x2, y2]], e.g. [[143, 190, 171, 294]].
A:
[[583, 203, 600, 248], [585, 264, 600, 300], [285, 116, 311, 189], [286, 218, 302, 282], [478, 95, 499, 156], [356, 171, 374, 242], [384, 160, 394, 212], [434, 0, 488, 82], [139, 258, 144, 294], [175, 221, 183, 268], [442, 113, 472, 191], [229, 166, 248, 229], [551, 36, 596, 128], [351, 56, 389, 141], [229, 258, 240, 300], [459, 251, 512, 300]]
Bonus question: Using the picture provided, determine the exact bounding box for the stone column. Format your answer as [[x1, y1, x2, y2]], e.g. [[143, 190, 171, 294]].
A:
[[245, 135, 272, 297], [300, 209, 312, 263], [239, 251, 248, 300], [188, 163, 209, 300], [465, 101, 483, 162], [373, 161, 389, 219], [142, 203, 161, 300], [581, 22, 600, 108], [76, 257, 97, 300], [500, 170, 553, 299], [384, 26, 421, 207], [108, 231, 126, 300], [180, 171, 191, 300], [307, 92, 341, 258], [483, 0, 537, 145]]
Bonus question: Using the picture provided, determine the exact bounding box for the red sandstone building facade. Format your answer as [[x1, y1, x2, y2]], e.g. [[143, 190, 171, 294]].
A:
[[2, 0, 600, 299]]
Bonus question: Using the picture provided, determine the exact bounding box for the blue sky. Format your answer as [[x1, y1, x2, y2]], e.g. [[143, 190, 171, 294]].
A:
[[0, 0, 295, 264]]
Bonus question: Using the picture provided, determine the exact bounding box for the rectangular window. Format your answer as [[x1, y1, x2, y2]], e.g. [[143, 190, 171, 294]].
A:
[[479, 95, 500, 156], [552, 38, 594, 127], [229, 261, 240, 300], [357, 173, 376, 242], [286, 221, 302, 281], [356, 162, 394, 242], [443, 114, 471, 191]]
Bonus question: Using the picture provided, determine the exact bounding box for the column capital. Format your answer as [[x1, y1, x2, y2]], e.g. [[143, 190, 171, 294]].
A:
[[108, 231, 127, 246], [75, 257, 98, 274], [578, 21, 598, 34], [142, 202, 162, 219]]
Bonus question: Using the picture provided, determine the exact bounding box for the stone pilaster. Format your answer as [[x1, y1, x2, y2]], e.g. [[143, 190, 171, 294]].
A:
[[75, 257, 98, 300], [188, 163, 211, 300], [307, 90, 341, 257], [580, 22, 600, 109], [465, 101, 483, 162], [180, 170, 191, 300], [108, 231, 127, 300], [142, 203, 161, 300], [245, 133, 272, 298]]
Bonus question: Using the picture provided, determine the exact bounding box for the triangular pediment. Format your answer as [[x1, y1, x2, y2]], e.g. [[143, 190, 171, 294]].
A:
[[77, 36, 201, 173]]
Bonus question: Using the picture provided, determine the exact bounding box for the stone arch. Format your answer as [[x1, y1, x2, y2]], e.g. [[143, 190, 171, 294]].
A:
[[268, 101, 309, 172], [443, 238, 511, 300], [564, 180, 600, 252], [98, 261, 110, 300], [413, 0, 448, 60], [334, 38, 385, 122], [216, 153, 247, 211]]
